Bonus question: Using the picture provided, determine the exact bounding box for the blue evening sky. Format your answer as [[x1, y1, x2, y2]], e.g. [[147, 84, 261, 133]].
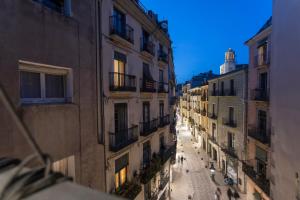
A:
[[141, 0, 272, 83]]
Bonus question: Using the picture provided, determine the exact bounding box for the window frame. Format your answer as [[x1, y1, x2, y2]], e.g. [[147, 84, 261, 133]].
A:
[[19, 61, 73, 104]]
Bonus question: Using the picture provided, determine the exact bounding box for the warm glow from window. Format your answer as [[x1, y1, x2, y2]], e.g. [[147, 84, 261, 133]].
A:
[[115, 166, 127, 189]]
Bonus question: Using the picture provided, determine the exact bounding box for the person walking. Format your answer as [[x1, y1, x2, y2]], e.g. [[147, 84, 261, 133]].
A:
[[227, 188, 233, 200], [214, 187, 221, 200], [181, 156, 184, 164]]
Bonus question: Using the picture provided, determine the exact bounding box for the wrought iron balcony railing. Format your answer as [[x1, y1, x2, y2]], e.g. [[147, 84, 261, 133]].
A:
[[109, 16, 134, 44], [221, 143, 237, 158], [159, 175, 170, 191], [109, 125, 139, 152], [140, 119, 158, 136], [222, 118, 237, 128], [242, 162, 270, 196], [160, 142, 177, 165], [109, 72, 136, 92], [208, 112, 218, 120], [200, 109, 207, 116], [114, 182, 142, 200], [159, 115, 170, 127], [248, 127, 270, 144], [158, 82, 169, 93], [140, 38, 155, 56], [140, 154, 162, 184], [140, 79, 156, 93], [251, 88, 269, 102]]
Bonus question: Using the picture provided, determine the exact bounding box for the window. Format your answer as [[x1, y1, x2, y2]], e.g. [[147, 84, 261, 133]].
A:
[[228, 132, 235, 149], [33, 0, 71, 15], [159, 101, 164, 118], [143, 141, 151, 166], [213, 83, 216, 94], [259, 73, 268, 91], [257, 42, 268, 65], [212, 123, 216, 139], [160, 135, 165, 151], [212, 104, 215, 115], [20, 62, 72, 104], [112, 8, 126, 35], [115, 103, 128, 133], [115, 154, 128, 189]]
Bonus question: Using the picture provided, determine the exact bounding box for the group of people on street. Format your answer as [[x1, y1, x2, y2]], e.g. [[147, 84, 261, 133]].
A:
[[215, 187, 240, 200], [178, 155, 184, 164]]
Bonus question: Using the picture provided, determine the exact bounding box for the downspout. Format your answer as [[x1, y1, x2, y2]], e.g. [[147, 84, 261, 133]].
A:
[[96, 0, 106, 191]]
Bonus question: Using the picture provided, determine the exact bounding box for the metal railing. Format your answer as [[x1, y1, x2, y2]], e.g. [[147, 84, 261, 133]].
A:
[[109, 72, 136, 92], [200, 109, 207, 116], [242, 162, 270, 196], [109, 16, 134, 44], [140, 38, 155, 56], [222, 118, 237, 128], [140, 79, 156, 93], [159, 175, 170, 190], [109, 125, 139, 152], [159, 115, 170, 127], [157, 50, 168, 63], [208, 112, 217, 120], [251, 88, 269, 102], [160, 142, 177, 164], [221, 143, 237, 158], [158, 82, 169, 93], [140, 154, 162, 184], [140, 119, 158, 136], [248, 127, 270, 144]]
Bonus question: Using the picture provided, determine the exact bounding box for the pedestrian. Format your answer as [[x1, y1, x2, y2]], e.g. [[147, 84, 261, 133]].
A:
[[181, 156, 184, 164], [227, 188, 233, 200], [233, 190, 240, 200], [178, 156, 180, 163], [214, 187, 221, 200]]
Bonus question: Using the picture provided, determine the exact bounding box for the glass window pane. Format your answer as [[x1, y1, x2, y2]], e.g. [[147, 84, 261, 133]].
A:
[[45, 74, 65, 98], [115, 172, 119, 189], [20, 71, 41, 98], [120, 167, 127, 185]]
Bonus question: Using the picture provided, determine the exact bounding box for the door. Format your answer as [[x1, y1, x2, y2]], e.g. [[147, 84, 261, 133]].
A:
[[143, 102, 150, 131], [113, 8, 125, 34], [159, 102, 164, 118], [115, 104, 128, 144], [258, 110, 267, 136], [260, 72, 268, 93], [114, 52, 126, 87], [143, 141, 151, 166]]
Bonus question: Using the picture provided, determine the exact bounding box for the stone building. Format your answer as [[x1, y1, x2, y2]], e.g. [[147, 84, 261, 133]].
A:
[[270, 1, 300, 199], [0, 0, 106, 190], [207, 50, 248, 192], [244, 17, 272, 200], [100, 0, 176, 199]]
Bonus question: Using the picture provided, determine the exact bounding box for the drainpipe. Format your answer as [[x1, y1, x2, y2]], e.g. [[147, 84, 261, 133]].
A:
[[95, 0, 106, 191]]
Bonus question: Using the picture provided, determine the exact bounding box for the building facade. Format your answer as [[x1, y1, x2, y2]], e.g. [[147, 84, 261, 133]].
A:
[[100, 0, 176, 199], [270, 1, 300, 199], [244, 18, 272, 200], [0, 0, 106, 190]]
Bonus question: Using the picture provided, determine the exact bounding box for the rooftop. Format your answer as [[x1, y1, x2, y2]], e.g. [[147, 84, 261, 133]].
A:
[[245, 17, 272, 44]]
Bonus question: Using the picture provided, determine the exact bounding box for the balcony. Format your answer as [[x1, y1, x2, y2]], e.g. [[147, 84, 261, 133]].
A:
[[221, 144, 237, 159], [140, 79, 156, 93], [201, 95, 207, 101], [194, 107, 201, 114], [200, 109, 207, 116], [219, 89, 236, 96], [109, 125, 139, 152], [251, 88, 269, 102], [159, 175, 170, 191], [208, 112, 217, 120], [222, 118, 237, 128], [208, 135, 218, 145], [140, 154, 162, 184], [109, 16, 134, 44], [159, 115, 170, 128], [242, 162, 270, 196], [157, 50, 168, 65], [160, 142, 177, 164], [169, 96, 177, 105], [248, 127, 270, 145], [141, 38, 155, 56], [114, 182, 142, 200], [140, 119, 158, 136], [109, 72, 136, 92], [158, 82, 169, 93]]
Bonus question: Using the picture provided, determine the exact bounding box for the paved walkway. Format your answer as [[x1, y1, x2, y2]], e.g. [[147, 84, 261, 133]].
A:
[[170, 114, 246, 200]]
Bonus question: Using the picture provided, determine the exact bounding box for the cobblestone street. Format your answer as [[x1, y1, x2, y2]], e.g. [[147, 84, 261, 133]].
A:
[[170, 114, 246, 200]]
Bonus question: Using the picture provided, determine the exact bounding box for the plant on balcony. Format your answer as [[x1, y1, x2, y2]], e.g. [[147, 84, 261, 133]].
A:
[[140, 153, 162, 184], [114, 182, 142, 200]]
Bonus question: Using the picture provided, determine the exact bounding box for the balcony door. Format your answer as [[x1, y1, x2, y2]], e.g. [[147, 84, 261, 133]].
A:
[[142, 29, 150, 45], [114, 52, 126, 87], [259, 72, 268, 91], [113, 8, 125, 34], [212, 123, 216, 139], [160, 135, 165, 151], [229, 107, 234, 123], [143, 102, 150, 123], [143, 141, 151, 166], [228, 132, 235, 149], [115, 103, 128, 143], [159, 102, 164, 118], [258, 110, 267, 135]]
